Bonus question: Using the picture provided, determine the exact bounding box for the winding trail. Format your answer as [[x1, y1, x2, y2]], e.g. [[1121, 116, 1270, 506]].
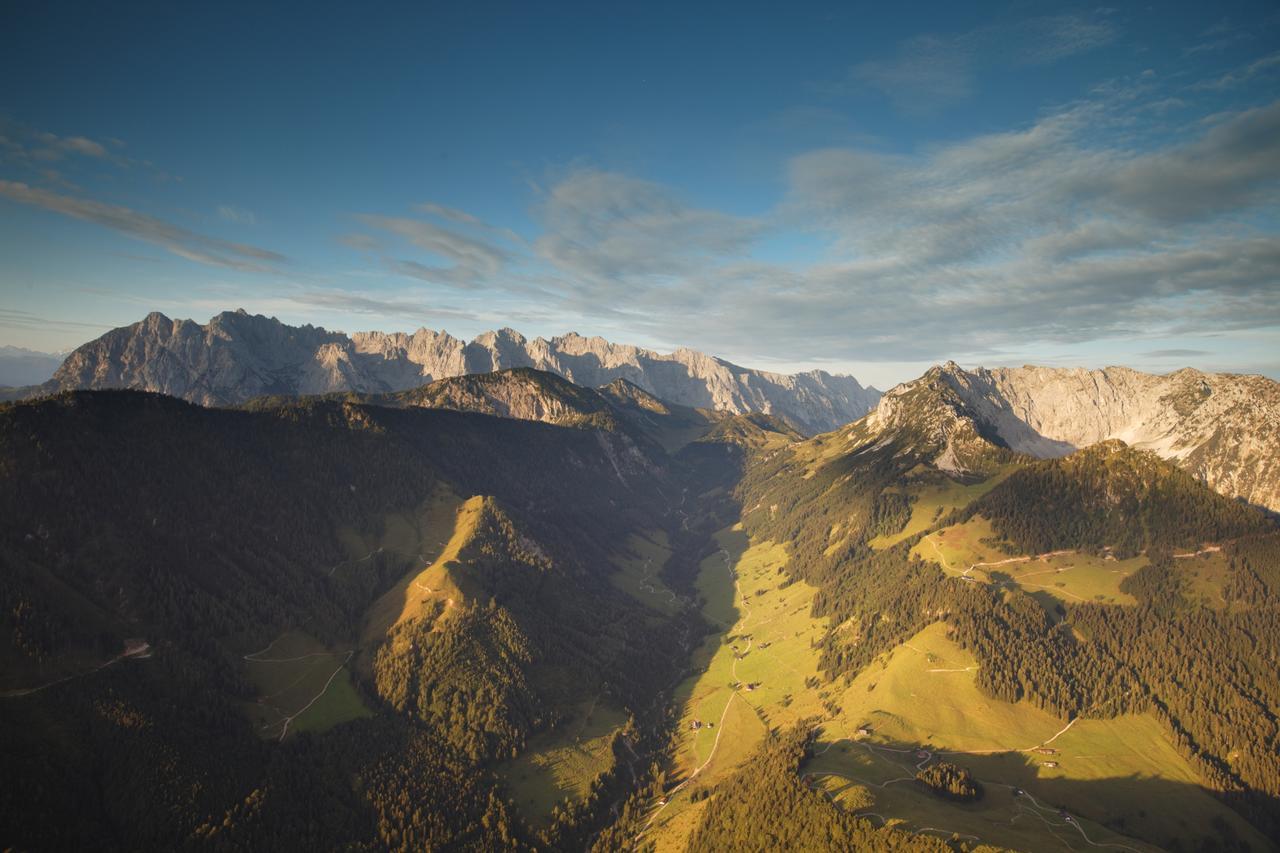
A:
[[636, 689, 741, 838], [1, 641, 151, 699], [327, 546, 383, 577], [268, 650, 354, 742], [244, 636, 356, 742], [636, 557, 679, 605]]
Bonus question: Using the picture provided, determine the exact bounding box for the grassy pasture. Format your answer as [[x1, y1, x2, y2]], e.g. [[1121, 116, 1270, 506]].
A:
[[242, 631, 370, 740], [333, 484, 462, 577], [360, 492, 480, 665], [497, 699, 627, 827], [648, 530, 1265, 851], [805, 622, 1266, 851], [995, 552, 1142, 607], [914, 517, 1141, 607], [910, 515, 1006, 575]]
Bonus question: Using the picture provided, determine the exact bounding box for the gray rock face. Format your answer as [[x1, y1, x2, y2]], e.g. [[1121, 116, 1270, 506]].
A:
[[866, 361, 1280, 512], [43, 310, 881, 433]]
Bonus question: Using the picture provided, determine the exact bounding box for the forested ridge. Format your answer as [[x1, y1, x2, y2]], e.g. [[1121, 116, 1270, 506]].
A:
[[0, 389, 697, 850]]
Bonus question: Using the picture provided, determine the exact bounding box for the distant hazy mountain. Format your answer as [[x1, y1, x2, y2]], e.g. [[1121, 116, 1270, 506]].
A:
[[857, 361, 1280, 512], [0, 345, 61, 387], [34, 310, 881, 433]]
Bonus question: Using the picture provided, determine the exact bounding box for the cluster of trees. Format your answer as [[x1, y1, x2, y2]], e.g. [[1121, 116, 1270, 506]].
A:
[[916, 762, 983, 802]]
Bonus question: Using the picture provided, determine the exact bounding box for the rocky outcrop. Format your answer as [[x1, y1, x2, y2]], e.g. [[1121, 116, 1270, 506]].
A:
[[860, 361, 1280, 512], [39, 310, 881, 433]]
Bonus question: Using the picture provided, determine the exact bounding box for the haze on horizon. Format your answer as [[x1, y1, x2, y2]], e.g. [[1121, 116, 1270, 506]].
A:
[[1, 0, 1278, 390]]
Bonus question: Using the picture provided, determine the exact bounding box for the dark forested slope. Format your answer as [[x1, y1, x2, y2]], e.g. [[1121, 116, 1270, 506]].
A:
[[0, 389, 687, 850]]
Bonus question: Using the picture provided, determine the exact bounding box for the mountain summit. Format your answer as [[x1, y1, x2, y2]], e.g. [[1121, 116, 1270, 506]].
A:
[[37, 310, 881, 433], [856, 361, 1280, 512]]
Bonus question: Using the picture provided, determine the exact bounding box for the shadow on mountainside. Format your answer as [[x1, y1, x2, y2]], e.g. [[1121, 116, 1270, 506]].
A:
[[804, 733, 1275, 852]]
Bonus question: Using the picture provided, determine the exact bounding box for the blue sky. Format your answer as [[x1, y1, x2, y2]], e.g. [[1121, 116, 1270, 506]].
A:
[[1, 0, 1278, 388]]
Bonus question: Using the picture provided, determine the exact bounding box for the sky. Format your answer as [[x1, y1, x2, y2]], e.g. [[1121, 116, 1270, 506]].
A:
[[1, 0, 1278, 389]]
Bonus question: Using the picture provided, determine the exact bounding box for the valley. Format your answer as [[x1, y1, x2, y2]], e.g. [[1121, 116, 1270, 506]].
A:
[[2, 365, 1279, 851], [7, 2, 1280, 847]]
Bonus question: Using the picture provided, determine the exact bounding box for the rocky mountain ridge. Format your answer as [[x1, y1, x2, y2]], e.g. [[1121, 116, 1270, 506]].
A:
[[859, 361, 1280, 512], [36, 310, 881, 434]]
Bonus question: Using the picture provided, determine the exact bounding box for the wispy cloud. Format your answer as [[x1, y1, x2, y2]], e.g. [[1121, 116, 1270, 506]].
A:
[[849, 14, 1117, 114], [477, 92, 1279, 364], [1192, 51, 1280, 91], [285, 289, 480, 324], [357, 212, 511, 287], [415, 202, 482, 226], [852, 33, 976, 115], [323, 84, 1280, 367], [338, 232, 382, 250], [0, 120, 148, 172], [0, 307, 116, 333], [0, 181, 286, 271], [216, 204, 256, 225]]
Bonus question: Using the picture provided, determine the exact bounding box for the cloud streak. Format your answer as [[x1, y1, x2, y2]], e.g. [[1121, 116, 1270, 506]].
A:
[[0, 181, 285, 271]]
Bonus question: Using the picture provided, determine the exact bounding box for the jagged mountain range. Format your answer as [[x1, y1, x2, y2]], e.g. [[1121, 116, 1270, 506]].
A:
[[29, 310, 881, 434], [12, 309, 1279, 511], [858, 361, 1280, 512]]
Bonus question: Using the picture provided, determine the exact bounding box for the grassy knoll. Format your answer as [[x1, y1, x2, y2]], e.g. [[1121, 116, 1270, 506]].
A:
[[497, 699, 627, 828], [805, 622, 1266, 851], [242, 631, 370, 740], [610, 531, 682, 618], [913, 517, 1141, 607], [869, 468, 1016, 550]]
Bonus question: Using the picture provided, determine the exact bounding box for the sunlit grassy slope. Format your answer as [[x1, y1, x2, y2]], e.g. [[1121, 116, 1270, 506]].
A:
[[805, 622, 1267, 851], [644, 522, 1264, 852], [869, 466, 1016, 550], [359, 491, 478, 666], [644, 526, 832, 848], [913, 516, 1142, 607]]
